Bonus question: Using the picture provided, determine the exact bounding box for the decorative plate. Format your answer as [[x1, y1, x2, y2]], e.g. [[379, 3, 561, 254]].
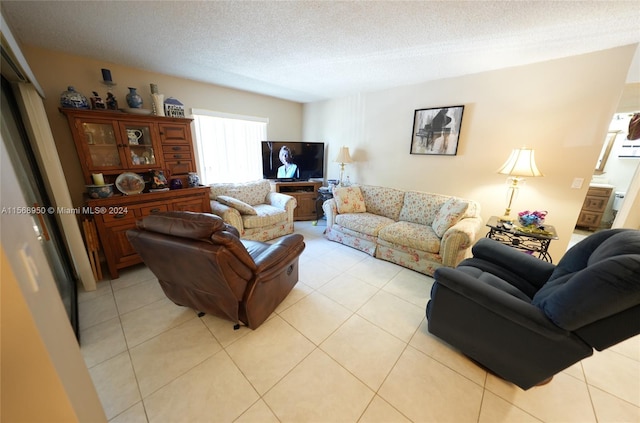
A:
[[115, 172, 145, 195]]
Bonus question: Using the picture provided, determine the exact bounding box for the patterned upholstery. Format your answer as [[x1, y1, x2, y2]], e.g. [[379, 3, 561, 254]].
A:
[[359, 185, 405, 220], [333, 186, 367, 213], [209, 179, 296, 241], [378, 221, 441, 252], [431, 197, 470, 237], [209, 180, 271, 205], [324, 185, 482, 276], [335, 213, 395, 237]]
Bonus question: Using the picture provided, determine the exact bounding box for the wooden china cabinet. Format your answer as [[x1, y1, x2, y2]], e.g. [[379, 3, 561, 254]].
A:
[[61, 108, 210, 279]]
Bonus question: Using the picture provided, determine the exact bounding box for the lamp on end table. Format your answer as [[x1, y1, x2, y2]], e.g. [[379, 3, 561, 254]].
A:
[[497, 147, 543, 222], [334, 146, 353, 186]]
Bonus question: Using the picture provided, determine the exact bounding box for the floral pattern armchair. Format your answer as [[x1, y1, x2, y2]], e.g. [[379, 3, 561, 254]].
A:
[[209, 179, 296, 241]]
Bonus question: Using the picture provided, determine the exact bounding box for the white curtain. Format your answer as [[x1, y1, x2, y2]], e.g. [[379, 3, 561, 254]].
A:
[[192, 110, 267, 184]]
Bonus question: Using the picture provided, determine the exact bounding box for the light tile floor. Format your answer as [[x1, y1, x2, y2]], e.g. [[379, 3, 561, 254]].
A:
[[79, 222, 640, 422]]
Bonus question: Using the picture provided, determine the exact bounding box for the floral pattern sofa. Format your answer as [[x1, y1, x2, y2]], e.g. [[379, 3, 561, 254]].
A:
[[323, 185, 483, 276], [209, 179, 296, 241]]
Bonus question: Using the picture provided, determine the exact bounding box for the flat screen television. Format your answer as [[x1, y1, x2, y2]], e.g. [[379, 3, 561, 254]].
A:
[[261, 141, 325, 181]]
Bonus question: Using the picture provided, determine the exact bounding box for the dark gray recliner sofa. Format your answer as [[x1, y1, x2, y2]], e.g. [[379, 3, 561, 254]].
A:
[[426, 229, 640, 390]]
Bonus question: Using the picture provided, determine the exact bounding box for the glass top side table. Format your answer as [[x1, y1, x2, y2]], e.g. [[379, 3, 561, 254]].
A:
[[485, 216, 559, 262]]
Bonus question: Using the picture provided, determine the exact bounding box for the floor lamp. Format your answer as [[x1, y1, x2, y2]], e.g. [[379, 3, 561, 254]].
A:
[[497, 147, 543, 222], [334, 146, 353, 185]]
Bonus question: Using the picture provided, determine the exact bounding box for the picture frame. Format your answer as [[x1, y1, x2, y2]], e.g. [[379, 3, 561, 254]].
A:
[[410, 105, 465, 156]]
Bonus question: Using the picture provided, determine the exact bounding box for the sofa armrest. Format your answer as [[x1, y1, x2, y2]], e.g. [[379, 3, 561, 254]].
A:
[[266, 191, 295, 209], [266, 192, 296, 223], [322, 198, 338, 227], [252, 234, 306, 274], [430, 267, 567, 339], [471, 238, 555, 287], [210, 200, 244, 233], [440, 216, 483, 267]]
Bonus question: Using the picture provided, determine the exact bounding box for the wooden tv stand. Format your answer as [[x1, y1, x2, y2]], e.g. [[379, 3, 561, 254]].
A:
[[270, 181, 322, 221]]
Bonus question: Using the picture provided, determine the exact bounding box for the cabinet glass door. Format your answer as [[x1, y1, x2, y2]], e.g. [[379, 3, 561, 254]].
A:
[[122, 123, 157, 167], [82, 122, 122, 168]]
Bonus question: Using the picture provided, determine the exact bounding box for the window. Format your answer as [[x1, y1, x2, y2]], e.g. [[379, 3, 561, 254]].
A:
[[192, 109, 267, 184]]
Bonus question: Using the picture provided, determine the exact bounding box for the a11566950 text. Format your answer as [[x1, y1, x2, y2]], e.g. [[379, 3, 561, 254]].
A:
[[1, 206, 128, 215]]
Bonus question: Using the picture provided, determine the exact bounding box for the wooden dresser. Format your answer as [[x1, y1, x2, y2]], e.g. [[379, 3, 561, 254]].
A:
[[61, 109, 211, 278], [576, 185, 613, 231]]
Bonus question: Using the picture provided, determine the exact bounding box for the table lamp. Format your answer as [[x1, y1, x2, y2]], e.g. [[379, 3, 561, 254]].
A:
[[497, 147, 543, 222], [334, 146, 353, 185]]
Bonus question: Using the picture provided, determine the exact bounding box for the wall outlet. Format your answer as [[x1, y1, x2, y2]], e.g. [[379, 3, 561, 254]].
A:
[[571, 177, 584, 189]]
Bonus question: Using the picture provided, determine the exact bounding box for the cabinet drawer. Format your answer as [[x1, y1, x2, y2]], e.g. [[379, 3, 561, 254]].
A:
[[587, 187, 613, 197], [163, 144, 191, 154], [577, 211, 602, 227], [173, 198, 207, 213], [101, 209, 136, 224], [163, 152, 193, 161], [159, 124, 190, 143], [582, 196, 608, 212], [140, 203, 169, 216], [165, 160, 194, 175]]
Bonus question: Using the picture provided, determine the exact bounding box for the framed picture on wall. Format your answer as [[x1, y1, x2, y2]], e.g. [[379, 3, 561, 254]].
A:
[[410, 105, 465, 156]]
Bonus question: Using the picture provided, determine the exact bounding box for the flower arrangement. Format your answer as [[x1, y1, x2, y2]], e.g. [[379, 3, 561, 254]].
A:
[[518, 210, 547, 227]]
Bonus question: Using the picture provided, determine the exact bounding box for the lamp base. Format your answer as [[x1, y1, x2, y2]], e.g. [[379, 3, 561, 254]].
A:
[[498, 214, 515, 223]]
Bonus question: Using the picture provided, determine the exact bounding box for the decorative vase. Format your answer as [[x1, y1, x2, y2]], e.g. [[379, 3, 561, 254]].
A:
[[152, 93, 165, 116], [187, 172, 200, 187], [170, 178, 183, 190], [126, 87, 143, 108], [60, 86, 90, 109]]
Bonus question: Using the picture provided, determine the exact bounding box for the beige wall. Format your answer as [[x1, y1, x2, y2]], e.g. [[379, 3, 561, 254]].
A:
[[21, 45, 304, 206], [303, 45, 638, 261]]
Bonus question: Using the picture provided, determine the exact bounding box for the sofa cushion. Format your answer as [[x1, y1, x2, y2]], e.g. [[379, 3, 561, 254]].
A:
[[432, 198, 469, 237], [398, 191, 448, 226], [359, 185, 405, 221], [378, 221, 441, 253], [210, 180, 271, 206], [335, 212, 395, 237], [333, 185, 367, 214], [217, 195, 258, 215], [457, 266, 533, 301], [242, 204, 288, 229]]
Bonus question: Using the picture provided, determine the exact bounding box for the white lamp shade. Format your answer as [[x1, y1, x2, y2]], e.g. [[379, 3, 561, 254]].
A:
[[334, 147, 353, 164], [497, 148, 543, 177]]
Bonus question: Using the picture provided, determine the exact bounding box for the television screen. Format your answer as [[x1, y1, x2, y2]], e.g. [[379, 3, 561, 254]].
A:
[[261, 141, 325, 181]]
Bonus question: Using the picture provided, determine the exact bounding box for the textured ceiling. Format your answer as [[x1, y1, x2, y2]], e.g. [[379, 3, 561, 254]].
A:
[[2, 1, 639, 103]]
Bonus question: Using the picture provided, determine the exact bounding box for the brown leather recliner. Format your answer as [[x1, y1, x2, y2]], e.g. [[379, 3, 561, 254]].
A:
[[126, 211, 305, 329]]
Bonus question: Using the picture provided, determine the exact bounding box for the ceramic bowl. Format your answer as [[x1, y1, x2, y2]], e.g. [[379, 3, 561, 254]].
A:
[[86, 184, 114, 199]]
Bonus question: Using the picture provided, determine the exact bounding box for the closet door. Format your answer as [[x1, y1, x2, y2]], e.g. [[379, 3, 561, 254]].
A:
[[1, 77, 78, 337]]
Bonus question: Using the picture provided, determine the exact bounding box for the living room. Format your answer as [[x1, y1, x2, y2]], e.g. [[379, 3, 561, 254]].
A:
[[12, 40, 640, 264], [2, 2, 639, 422]]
